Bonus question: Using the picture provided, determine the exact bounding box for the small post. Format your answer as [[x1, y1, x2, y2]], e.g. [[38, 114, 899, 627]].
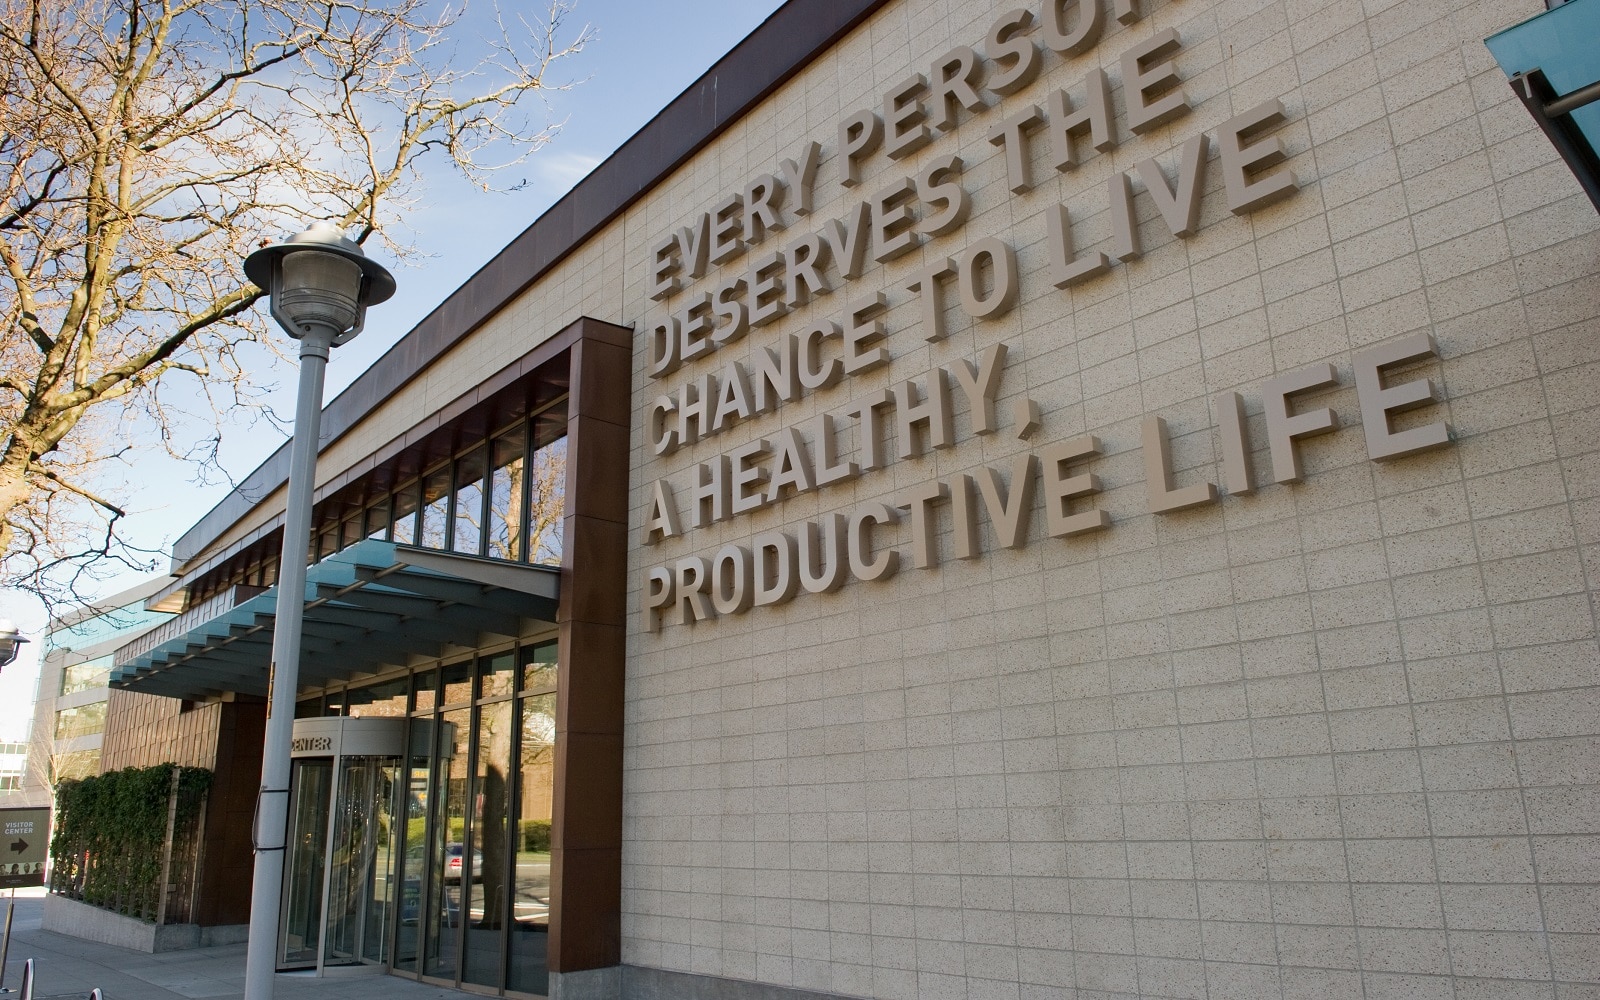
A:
[[158, 766, 181, 924], [17, 959, 30, 1000], [187, 788, 210, 924], [0, 890, 13, 992]]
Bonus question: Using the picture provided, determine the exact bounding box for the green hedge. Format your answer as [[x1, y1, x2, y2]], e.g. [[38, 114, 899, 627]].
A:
[[403, 817, 549, 853], [520, 819, 550, 853], [50, 763, 211, 922]]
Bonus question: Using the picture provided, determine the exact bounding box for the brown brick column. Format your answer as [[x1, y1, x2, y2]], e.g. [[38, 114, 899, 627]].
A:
[[549, 317, 632, 973]]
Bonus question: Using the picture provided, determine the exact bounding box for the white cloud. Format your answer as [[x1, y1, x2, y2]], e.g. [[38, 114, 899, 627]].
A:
[[532, 150, 604, 191]]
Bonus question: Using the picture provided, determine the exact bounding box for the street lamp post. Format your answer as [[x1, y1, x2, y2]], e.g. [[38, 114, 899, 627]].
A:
[[0, 619, 27, 670], [240, 223, 394, 1000]]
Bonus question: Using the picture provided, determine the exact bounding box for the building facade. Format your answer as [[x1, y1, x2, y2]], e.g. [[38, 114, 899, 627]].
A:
[[95, 0, 1600, 998], [0, 743, 25, 795], [24, 578, 174, 798]]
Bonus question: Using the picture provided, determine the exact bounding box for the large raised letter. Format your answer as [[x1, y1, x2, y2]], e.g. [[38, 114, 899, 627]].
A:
[[1354, 334, 1450, 461], [1262, 364, 1339, 484]]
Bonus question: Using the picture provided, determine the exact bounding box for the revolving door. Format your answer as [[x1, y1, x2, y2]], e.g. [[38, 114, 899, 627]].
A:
[[278, 718, 405, 974]]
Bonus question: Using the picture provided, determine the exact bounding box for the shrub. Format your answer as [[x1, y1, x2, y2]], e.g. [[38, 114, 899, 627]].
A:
[[520, 819, 551, 853], [49, 763, 210, 922]]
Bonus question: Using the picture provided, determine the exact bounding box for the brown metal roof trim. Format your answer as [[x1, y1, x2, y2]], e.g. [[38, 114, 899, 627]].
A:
[[174, 0, 892, 569]]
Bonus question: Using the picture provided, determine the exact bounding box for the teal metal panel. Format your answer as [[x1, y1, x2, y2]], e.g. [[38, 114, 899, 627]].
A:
[[109, 538, 561, 701], [1486, 0, 1600, 149]]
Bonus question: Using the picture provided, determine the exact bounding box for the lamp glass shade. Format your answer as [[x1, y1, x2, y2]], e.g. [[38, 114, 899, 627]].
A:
[[277, 249, 364, 334], [0, 618, 22, 667]]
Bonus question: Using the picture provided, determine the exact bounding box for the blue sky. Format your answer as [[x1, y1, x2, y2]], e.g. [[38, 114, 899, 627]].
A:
[[0, 0, 786, 739], [332, 0, 788, 398]]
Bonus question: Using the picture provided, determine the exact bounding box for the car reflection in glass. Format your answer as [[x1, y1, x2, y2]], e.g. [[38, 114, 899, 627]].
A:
[[445, 842, 482, 883]]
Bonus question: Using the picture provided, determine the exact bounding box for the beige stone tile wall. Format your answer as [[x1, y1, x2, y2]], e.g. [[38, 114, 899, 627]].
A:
[[615, 0, 1600, 997]]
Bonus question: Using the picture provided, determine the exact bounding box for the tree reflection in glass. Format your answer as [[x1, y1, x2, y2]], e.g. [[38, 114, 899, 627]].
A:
[[488, 428, 525, 562], [508, 693, 555, 994], [464, 699, 511, 986], [527, 437, 566, 566], [419, 467, 450, 550], [452, 447, 487, 556], [423, 709, 469, 979]]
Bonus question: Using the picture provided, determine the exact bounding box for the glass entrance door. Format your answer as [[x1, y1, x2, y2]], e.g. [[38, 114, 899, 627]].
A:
[[279, 758, 333, 968], [278, 754, 402, 972], [325, 758, 400, 966]]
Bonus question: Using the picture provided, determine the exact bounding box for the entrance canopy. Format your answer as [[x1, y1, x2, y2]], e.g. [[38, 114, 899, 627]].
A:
[[110, 539, 560, 701]]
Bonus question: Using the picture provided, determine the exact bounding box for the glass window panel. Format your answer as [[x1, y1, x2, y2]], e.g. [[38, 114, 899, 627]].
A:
[[479, 652, 516, 701], [294, 696, 323, 720], [420, 467, 451, 550], [463, 699, 513, 987], [53, 702, 107, 740], [346, 677, 408, 718], [423, 708, 471, 980], [55, 749, 100, 781], [60, 655, 113, 696], [392, 481, 420, 546], [318, 526, 339, 559], [365, 498, 391, 541], [532, 398, 568, 449], [46, 597, 168, 650], [411, 671, 437, 714], [531, 378, 566, 413], [394, 722, 434, 972], [520, 642, 557, 694], [527, 435, 567, 567], [452, 447, 488, 556], [341, 515, 363, 550], [441, 661, 472, 707], [362, 761, 400, 965], [508, 692, 555, 994], [488, 428, 526, 562]]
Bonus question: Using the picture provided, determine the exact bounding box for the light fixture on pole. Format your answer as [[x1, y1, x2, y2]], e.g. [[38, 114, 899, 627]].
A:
[[0, 619, 28, 671], [240, 223, 393, 1000]]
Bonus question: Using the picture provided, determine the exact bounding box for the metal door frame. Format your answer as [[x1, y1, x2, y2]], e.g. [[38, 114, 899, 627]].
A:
[[283, 716, 407, 976]]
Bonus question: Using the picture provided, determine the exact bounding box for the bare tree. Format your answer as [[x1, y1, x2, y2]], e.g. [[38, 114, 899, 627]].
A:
[[0, 0, 590, 599], [23, 710, 98, 801]]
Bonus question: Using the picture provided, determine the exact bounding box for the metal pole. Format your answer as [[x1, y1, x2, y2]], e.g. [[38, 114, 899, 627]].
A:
[[1511, 69, 1600, 212], [0, 890, 13, 992], [17, 959, 29, 1000], [1547, 77, 1600, 118], [242, 327, 336, 1000]]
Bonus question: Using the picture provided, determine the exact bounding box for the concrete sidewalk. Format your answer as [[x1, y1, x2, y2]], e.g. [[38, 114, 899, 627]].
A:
[[0, 892, 469, 1000]]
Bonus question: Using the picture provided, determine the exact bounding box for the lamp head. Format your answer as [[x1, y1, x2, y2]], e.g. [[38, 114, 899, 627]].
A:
[[243, 223, 396, 346], [0, 619, 27, 670]]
